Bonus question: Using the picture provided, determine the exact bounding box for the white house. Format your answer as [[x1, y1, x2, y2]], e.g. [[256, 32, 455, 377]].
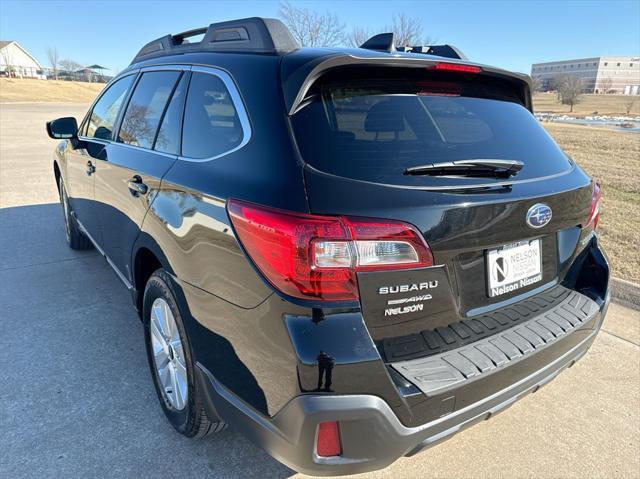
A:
[[0, 40, 44, 78]]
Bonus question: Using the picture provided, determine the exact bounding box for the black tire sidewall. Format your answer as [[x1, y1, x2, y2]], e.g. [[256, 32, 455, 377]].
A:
[[143, 270, 198, 434], [59, 177, 92, 250], [59, 179, 72, 244]]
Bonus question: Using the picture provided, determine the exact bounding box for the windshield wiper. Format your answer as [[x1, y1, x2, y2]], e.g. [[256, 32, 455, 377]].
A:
[[404, 159, 524, 178]]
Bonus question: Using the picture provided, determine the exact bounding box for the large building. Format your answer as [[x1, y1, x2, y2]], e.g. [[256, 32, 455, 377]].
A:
[[531, 56, 640, 95], [0, 40, 44, 78]]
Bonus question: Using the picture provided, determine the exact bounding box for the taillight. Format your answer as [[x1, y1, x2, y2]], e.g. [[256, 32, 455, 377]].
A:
[[428, 62, 482, 73], [316, 421, 341, 457], [586, 183, 601, 229], [227, 199, 433, 301]]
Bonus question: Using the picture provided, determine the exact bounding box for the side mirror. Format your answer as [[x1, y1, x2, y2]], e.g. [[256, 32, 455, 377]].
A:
[[46, 117, 78, 139]]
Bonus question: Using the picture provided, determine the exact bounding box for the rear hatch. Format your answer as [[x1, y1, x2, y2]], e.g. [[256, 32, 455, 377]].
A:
[[290, 64, 594, 348]]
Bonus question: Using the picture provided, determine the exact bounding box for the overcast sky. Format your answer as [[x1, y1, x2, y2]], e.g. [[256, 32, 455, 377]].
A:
[[1, 0, 639, 74]]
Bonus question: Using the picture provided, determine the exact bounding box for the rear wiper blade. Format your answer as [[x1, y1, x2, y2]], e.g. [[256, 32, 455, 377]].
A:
[[404, 159, 524, 178]]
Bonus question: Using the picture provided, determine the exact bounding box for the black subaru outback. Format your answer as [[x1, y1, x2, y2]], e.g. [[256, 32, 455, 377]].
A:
[[47, 17, 610, 476]]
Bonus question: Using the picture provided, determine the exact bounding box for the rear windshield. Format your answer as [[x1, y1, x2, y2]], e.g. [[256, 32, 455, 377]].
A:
[[291, 68, 571, 187]]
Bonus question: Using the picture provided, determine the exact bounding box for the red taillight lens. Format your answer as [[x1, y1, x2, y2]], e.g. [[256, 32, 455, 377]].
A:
[[227, 200, 353, 300], [316, 421, 341, 457], [227, 199, 433, 301], [428, 62, 481, 73], [586, 183, 601, 229]]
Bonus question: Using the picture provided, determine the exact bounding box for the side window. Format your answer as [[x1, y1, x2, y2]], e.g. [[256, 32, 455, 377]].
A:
[[118, 71, 181, 150], [182, 72, 244, 159], [154, 73, 190, 155], [87, 75, 134, 140]]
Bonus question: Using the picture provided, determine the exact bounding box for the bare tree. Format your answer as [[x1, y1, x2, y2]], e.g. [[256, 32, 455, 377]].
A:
[[549, 75, 564, 100], [118, 104, 157, 146], [599, 77, 613, 94], [350, 27, 371, 48], [531, 76, 543, 93], [553, 74, 584, 112], [278, 1, 346, 47], [0, 47, 15, 77], [624, 100, 636, 115], [46, 47, 59, 80], [59, 58, 83, 80], [384, 13, 433, 47]]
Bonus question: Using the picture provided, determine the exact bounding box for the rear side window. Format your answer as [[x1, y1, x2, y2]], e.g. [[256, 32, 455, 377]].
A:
[[291, 68, 572, 187], [87, 75, 134, 140], [154, 73, 190, 155], [182, 72, 244, 159], [118, 71, 181, 150]]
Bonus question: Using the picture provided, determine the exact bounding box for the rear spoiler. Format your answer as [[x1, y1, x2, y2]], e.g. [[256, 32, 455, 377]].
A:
[[281, 54, 533, 116], [359, 32, 468, 61]]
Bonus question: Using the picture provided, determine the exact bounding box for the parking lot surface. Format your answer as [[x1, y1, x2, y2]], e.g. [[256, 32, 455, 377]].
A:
[[1, 102, 639, 478]]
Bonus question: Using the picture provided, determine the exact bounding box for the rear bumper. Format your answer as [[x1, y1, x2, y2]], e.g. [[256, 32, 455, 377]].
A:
[[195, 289, 609, 476]]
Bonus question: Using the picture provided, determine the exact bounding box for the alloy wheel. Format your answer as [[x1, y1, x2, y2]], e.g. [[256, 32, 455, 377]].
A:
[[150, 297, 188, 410]]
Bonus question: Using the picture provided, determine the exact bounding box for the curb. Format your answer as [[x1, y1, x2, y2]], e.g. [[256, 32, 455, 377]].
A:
[[611, 277, 640, 310]]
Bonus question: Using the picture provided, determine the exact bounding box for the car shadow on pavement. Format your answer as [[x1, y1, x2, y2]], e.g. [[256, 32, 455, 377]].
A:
[[0, 203, 294, 479]]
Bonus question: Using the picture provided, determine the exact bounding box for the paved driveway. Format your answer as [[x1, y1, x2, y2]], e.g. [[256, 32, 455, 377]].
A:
[[1, 102, 639, 478]]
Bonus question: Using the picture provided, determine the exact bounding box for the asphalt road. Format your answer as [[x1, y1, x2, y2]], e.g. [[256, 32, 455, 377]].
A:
[[1, 102, 639, 479]]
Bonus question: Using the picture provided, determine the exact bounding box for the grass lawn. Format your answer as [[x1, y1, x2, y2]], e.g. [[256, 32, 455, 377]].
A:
[[534, 92, 640, 116], [0, 78, 104, 102], [543, 123, 640, 283]]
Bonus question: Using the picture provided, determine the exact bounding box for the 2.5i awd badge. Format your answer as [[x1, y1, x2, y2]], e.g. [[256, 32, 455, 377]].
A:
[[356, 266, 456, 327], [378, 281, 438, 316]]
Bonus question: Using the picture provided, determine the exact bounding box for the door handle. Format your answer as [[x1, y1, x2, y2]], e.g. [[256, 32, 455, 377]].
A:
[[86, 160, 95, 176], [127, 175, 148, 197]]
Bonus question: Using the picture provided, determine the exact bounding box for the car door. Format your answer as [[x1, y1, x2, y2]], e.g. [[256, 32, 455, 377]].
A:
[[94, 67, 189, 282], [65, 74, 135, 244]]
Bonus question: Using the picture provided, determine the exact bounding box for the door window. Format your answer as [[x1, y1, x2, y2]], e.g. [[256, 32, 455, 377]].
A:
[[118, 71, 181, 150], [182, 72, 245, 159], [87, 75, 134, 140], [154, 73, 190, 155]]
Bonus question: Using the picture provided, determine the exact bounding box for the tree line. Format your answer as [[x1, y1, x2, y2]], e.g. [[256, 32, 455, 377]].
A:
[[278, 1, 434, 48], [45, 47, 89, 81]]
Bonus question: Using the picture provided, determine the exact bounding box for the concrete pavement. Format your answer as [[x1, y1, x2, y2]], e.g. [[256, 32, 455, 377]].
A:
[[0, 102, 91, 208], [1, 102, 639, 478]]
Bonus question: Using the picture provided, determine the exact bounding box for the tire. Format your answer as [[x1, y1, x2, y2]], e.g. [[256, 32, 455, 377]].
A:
[[143, 269, 225, 438], [58, 178, 93, 250]]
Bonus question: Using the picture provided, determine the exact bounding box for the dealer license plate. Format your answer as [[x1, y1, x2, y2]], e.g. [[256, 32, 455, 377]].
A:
[[486, 240, 542, 297]]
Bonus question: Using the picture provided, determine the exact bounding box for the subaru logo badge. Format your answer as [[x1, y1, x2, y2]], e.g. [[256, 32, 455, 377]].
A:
[[526, 203, 552, 229]]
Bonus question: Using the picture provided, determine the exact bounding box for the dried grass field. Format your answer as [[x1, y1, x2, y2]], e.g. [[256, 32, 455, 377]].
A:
[[0, 78, 104, 102], [534, 92, 640, 116], [543, 123, 640, 282]]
